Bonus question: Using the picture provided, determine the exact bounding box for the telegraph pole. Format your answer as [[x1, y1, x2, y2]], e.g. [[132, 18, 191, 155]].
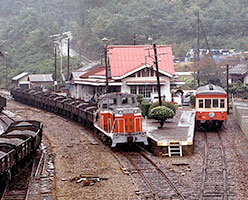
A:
[[5, 53, 8, 89], [227, 64, 229, 114], [67, 38, 70, 81], [153, 44, 162, 106], [133, 34, 137, 45], [104, 46, 109, 93], [197, 11, 200, 87], [54, 45, 57, 91]]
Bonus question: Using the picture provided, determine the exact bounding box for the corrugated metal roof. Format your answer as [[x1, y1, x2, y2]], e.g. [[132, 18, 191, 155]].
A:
[[107, 45, 174, 77], [12, 72, 29, 81], [79, 45, 174, 79], [28, 74, 53, 82], [229, 64, 248, 75]]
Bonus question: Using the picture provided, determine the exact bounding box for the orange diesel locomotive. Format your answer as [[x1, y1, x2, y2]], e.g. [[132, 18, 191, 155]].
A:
[[195, 84, 227, 129], [95, 93, 148, 147]]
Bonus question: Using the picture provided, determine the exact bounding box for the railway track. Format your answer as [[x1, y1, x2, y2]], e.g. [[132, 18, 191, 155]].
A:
[[1, 160, 34, 200], [116, 147, 186, 200], [199, 132, 233, 200]]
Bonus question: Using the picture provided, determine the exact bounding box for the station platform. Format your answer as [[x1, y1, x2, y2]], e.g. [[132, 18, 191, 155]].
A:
[[143, 108, 195, 157]]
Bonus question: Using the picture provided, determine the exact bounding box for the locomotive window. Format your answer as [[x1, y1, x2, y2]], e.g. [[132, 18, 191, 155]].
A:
[[122, 97, 128, 104], [199, 99, 203, 108], [109, 98, 117, 105], [220, 99, 225, 108], [205, 99, 211, 108], [213, 99, 219, 108]]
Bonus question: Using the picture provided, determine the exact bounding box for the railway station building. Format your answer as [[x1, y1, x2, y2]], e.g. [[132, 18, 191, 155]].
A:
[[69, 45, 175, 101]]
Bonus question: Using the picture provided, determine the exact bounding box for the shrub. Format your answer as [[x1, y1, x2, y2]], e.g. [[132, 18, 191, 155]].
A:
[[139, 101, 151, 117], [149, 101, 177, 114], [136, 94, 143, 104], [190, 95, 196, 107], [148, 106, 175, 128]]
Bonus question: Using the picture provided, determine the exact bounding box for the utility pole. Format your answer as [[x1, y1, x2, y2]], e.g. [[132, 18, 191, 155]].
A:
[[104, 46, 109, 93], [133, 34, 137, 45], [199, 19, 212, 58], [54, 45, 57, 91], [197, 11, 200, 87], [153, 44, 162, 106], [102, 37, 109, 93], [5, 53, 8, 89], [67, 38, 70, 81], [227, 64, 229, 114]]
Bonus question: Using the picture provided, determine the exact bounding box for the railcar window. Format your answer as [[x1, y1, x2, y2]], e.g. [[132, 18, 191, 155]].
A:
[[220, 99, 225, 108], [199, 99, 203, 108], [213, 99, 219, 108], [205, 99, 211, 108]]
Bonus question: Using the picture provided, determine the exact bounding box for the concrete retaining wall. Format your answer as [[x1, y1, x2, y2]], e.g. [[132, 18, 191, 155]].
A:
[[232, 102, 248, 138]]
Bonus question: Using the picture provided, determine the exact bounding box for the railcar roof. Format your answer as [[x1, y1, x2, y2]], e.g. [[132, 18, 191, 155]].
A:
[[99, 93, 136, 100], [0, 150, 7, 159], [196, 84, 226, 95], [7, 130, 36, 137], [0, 137, 25, 146]]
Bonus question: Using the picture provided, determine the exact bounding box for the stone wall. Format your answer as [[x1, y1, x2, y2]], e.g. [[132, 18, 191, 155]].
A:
[[232, 102, 248, 138]]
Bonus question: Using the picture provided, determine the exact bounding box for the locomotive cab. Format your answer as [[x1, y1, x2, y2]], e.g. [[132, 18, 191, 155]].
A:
[[95, 93, 148, 147]]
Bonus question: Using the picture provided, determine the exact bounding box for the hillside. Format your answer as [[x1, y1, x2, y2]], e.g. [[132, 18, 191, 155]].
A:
[[0, 0, 248, 85]]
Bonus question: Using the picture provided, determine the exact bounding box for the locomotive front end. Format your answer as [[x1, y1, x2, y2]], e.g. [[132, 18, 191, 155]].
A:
[[95, 93, 148, 147]]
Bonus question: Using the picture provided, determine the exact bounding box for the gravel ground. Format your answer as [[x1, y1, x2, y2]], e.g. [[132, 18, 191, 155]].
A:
[[5, 96, 248, 200], [155, 110, 248, 199], [6, 100, 137, 200]]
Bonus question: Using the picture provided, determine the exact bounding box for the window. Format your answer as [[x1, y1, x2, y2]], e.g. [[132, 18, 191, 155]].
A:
[[199, 99, 203, 108], [138, 86, 145, 96], [153, 86, 158, 93], [205, 99, 211, 108], [146, 86, 152, 97], [150, 69, 154, 76], [137, 71, 141, 77], [122, 97, 128, 104], [130, 86, 137, 94], [220, 99, 225, 108], [109, 98, 117, 106], [213, 99, 219, 108]]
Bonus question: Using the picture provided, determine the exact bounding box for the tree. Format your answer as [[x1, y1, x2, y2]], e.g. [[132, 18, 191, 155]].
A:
[[148, 106, 175, 128]]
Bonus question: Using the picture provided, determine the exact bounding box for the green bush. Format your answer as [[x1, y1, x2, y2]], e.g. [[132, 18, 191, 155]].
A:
[[139, 101, 151, 117], [242, 92, 248, 99], [190, 95, 196, 107], [149, 101, 177, 114], [136, 94, 143, 104], [148, 106, 175, 128]]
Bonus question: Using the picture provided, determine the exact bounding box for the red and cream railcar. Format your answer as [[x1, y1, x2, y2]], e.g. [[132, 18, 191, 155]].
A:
[[195, 84, 227, 129], [95, 93, 148, 147]]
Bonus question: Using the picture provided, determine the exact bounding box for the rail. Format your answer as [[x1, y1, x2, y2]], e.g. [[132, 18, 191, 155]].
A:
[[199, 132, 228, 200]]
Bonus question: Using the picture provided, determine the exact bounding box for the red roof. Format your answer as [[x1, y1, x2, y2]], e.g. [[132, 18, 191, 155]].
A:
[[107, 45, 174, 77], [81, 45, 174, 79]]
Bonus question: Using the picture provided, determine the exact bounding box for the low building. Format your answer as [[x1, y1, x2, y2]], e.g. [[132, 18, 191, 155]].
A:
[[11, 73, 53, 89], [229, 63, 248, 85], [70, 45, 175, 101], [12, 72, 30, 88], [28, 74, 53, 89]]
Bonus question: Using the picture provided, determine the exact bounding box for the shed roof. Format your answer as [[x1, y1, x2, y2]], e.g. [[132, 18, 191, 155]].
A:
[[12, 72, 29, 81], [229, 63, 248, 75], [28, 74, 53, 82]]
